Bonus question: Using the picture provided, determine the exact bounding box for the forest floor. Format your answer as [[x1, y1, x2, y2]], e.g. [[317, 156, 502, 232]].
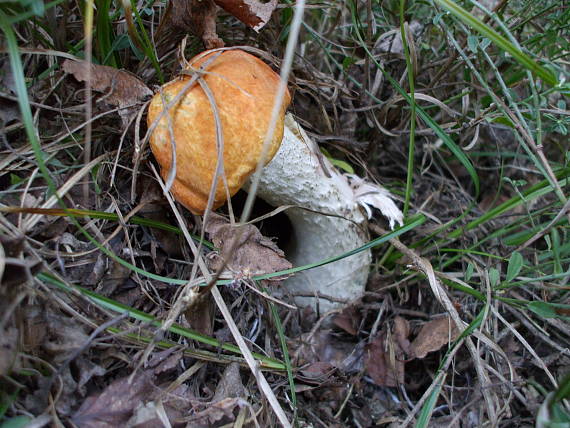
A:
[[1, 0, 569, 426]]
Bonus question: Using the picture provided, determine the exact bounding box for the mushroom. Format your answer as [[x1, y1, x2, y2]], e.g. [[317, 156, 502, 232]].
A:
[[147, 49, 291, 213], [147, 49, 403, 311]]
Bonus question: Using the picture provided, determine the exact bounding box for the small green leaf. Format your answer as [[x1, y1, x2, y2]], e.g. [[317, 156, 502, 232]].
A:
[[488, 115, 515, 128], [544, 235, 552, 251], [342, 56, 356, 71], [503, 177, 528, 188], [464, 262, 474, 281], [91, 164, 102, 195], [527, 301, 570, 321], [320, 147, 355, 174], [10, 174, 23, 186], [489, 267, 500, 287], [0, 416, 33, 428], [433, 12, 446, 25], [329, 158, 354, 174], [506, 251, 523, 282], [551, 228, 562, 275], [553, 373, 570, 403], [467, 35, 478, 53]]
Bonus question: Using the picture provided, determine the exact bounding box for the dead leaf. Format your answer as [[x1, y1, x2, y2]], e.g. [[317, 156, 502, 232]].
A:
[[213, 362, 244, 402], [205, 214, 292, 282], [365, 335, 403, 387], [393, 316, 411, 355], [0, 327, 18, 376], [152, 0, 275, 61], [364, 317, 410, 387], [146, 347, 183, 375], [293, 330, 364, 375], [126, 401, 162, 427], [0, 58, 20, 125], [129, 383, 193, 427], [1, 230, 41, 288], [184, 293, 214, 336], [332, 305, 361, 336], [62, 59, 152, 126], [214, 0, 277, 31], [298, 361, 336, 383], [187, 397, 247, 427], [76, 358, 107, 391], [410, 316, 461, 359], [153, 0, 223, 61], [72, 370, 155, 428]]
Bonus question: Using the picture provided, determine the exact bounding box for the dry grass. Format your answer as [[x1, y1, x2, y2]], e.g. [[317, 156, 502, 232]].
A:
[[1, 0, 569, 426]]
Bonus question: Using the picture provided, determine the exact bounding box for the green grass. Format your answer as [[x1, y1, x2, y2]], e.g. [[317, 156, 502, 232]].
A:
[[1, 0, 569, 425]]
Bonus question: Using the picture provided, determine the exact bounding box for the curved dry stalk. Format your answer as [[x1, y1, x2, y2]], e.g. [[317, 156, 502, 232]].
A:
[[150, 165, 292, 427], [370, 224, 500, 422], [21, 152, 112, 232]]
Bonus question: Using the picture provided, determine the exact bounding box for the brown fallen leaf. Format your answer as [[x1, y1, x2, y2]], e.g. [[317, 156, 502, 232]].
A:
[[72, 370, 155, 428], [410, 316, 461, 359], [186, 397, 248, 427], [0, 327, 18, 376], [149, 0, 277, 71], [298, 361, 336, 383], [293, 330, 364, 375], [146, 346, 184, 375], [365, 335, 403, 387], [393, 316, 412, 356], [215, 0, 278, 31], [205, 213, 292, 282], [153, 0, 223, 62], [185, 292, 215, 336], [62, 59, 152, 125], [213, 362, 245, 402], [364, 317, 410, 387], [0, 58, 20, 126], [332, 305, 361, 336]]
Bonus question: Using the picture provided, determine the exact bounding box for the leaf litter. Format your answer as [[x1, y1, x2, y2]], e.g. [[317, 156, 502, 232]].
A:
[[3, 0, 568, 426], [205, 213, 292, 281], [63, 59, 152, 126]]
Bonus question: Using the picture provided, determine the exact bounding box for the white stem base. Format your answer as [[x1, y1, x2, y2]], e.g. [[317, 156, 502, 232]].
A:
[[250, 115, 371, 312]]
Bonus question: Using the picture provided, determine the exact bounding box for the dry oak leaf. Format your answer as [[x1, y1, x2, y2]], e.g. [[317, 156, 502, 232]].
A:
[[215, 0, 278, 31], [205, 214, 292, 281], [410, 316, 462, 359], [62, 59, 152, 124]]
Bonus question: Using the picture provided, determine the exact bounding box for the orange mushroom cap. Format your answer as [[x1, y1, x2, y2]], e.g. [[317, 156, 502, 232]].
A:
[[147, 49, 291, 214]]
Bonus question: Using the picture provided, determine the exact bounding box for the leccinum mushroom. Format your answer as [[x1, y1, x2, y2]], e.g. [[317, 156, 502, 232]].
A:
[[148, 49, 403, 311]]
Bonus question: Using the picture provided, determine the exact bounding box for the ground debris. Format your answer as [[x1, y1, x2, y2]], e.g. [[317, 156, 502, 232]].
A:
[[62, 59, 152, 126], [184, 397, 249, 427], [333, 304, 361, 336], [205, 213, 292, 282], [215, 0, 278, 31], [410, 316, 461, 359], [72, 370, 156, 428], [364, 316, 410, 387]]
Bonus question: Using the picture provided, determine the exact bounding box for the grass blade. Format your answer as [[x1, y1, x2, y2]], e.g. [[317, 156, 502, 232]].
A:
[[434, 0, 557, 86]]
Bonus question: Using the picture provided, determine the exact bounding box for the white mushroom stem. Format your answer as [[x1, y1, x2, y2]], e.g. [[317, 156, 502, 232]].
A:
[[248, 115, 403, 311]]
